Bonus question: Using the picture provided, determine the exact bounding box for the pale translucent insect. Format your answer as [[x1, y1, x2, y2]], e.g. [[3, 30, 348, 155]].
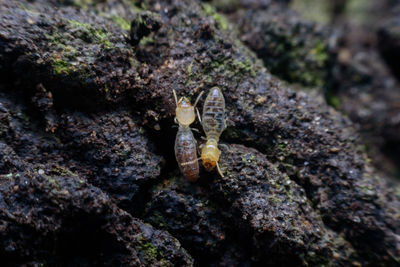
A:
[[200, 87, 226, 177], [173, 90, 203, 182]]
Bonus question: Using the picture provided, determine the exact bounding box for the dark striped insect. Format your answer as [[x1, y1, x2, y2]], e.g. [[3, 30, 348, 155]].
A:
[[200, 87, 226, 177]]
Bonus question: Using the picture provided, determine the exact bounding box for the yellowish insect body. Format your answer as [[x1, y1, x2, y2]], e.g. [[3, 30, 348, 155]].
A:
[[175, 97, 196, 126], [200, 87, 226, 177], [201, 139, 220, 171]]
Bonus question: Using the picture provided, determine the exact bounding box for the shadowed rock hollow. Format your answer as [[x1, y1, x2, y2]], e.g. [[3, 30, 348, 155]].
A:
[[0, 0, 399, 266]]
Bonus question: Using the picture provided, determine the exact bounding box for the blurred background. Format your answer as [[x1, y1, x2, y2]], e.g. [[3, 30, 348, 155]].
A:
[[209, 0, 400, 182]]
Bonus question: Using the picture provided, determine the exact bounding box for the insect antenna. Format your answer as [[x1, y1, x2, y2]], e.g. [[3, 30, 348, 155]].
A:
[[193, 91, 204, 107], [216, 162, 224, 178], [172, 89, 178, 106], [196, 107, 202, 123]]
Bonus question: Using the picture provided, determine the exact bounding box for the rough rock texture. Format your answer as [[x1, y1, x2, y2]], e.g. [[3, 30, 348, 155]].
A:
[[212, 1, 331, 88], [212, 0, 400, 178], [56, 111, 163, 216], [0, 0, 399, 266], [0, 88, 190, 265], [145, 145, 358, 266], [0, 171, 192, 266], [331, 25, 400, 178]]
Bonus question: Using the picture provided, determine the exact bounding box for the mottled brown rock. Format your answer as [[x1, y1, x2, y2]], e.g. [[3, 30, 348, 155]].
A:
[[0, 0, 399, 265], [0, 171, 192, 266], [211, 0, 400, 179], [146, 145, 358, 266]]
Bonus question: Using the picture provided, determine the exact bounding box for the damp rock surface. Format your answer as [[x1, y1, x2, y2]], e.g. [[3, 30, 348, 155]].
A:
[[212, 0, 400, 180], [0, 0, 399, 266]]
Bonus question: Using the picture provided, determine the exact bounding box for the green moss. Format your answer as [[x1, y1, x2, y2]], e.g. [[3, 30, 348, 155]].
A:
[[46, 19, 113, 77], [125, 0, 146, 12], [17, 2, 30, 12], [275, 142, 293, 159], [186, 60, 195, 84], [205, 57, 256, 79], [137, 235, 171, 266], [46, 29, 87, 75], [51, 54, 89, 80], [358, 183, 375, 196], [187, 60, 194, 75], [290, 0, 331, 24], [325, 90, 341, 109], [68, 20, 113, 48], [312, 41, 329, 66], [285, 40, 328, 87], [43, 174, 61, 190], [71, 0, 97, 8], [202, 3, 229, 30], [240, 153, 259, 166], [147, 211, 167, 228], [232, 59, 256, 77], [52, 57, 72, 75], [112, 15, 131, 31], [139, 36, 155, 46], [45, 29, 64, 47], [141, 242, 158, 258], [51, 166, 78, 177], [222, 127, 243, 140], [268, 195, 282, 204]]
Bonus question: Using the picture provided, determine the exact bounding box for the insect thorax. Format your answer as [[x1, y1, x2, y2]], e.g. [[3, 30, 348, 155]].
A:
[[201, 139, 220, 169], [176, 106, 195, 126]]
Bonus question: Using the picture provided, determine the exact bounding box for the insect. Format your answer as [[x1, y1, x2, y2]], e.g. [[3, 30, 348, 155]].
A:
[[173, 90, 203, 182], [200, 87, 226, 177]]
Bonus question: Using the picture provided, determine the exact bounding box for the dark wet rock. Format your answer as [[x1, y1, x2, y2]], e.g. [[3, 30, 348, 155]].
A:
[[31, 83, 58, 132], [146, 145, 358, 266], [0, 171, 193, 266], [0, 0, 399, 266], [330, 24, 400, 178], [211, 0, 332, 88], [0, 0, 140, 110], [210, 0, 400, 178], [0, 88, 163, 217], [129, 11, 162, 46], [145, 181, 235, 266], [56, 111, 163, 216], [0, 142, 21, 174]]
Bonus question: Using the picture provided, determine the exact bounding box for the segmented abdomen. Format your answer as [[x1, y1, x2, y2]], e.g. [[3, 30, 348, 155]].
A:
[[174, 126, 199, 182], [202, 87, 226, 141]]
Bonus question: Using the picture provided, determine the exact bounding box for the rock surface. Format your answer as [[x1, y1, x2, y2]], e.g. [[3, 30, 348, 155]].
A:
[[213, 0, 400, 179], [0, 0, 399, 266]]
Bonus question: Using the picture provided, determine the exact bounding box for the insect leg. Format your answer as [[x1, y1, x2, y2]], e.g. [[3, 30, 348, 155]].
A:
[[196, 107, 202, 123], [181, 159, 198, 166], [198, 142, 204, 149], [197, 142, 202, 155], [172, 89, 179, 107], [216, 162, 224, 178]]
